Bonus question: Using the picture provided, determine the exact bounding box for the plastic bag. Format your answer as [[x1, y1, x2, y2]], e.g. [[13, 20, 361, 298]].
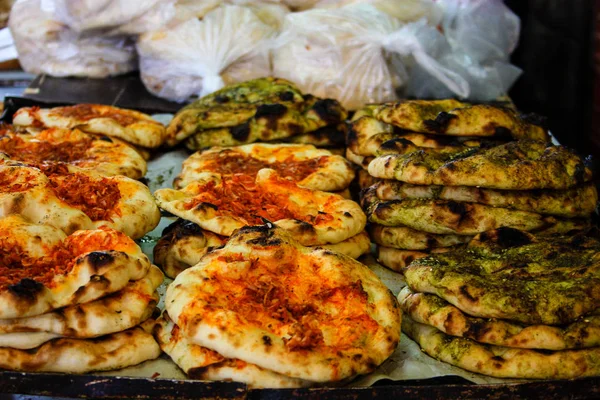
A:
[[313, 0, 442, 24], [406, 0, 521, 100], [171, 0, 287, 28], [9, 0, 137, 78], [137, 5, 277, 102], [41, 0, 177, 35], [273, 3, 468, 110]]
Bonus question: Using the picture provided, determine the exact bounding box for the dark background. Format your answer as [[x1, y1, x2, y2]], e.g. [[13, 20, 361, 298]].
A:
[[505, 0, 597, 156]]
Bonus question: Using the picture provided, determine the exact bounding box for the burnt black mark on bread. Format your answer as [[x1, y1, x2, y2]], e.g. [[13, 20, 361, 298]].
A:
[[423, 112, 457, 132], [195, 202, 218, 212], [262, 335, 272, 346], [278, 91, 295, 102], [446, 201, 468, 219], [162, 219, 205, 239], [379, 137, 414, 152], [8, 278, 44, 300], [459, 285, 477, 303], [214, 95, 229, 104], [255, 104, 287, 119], [230, 122, 250, 142], [312, 99, 342, 125], [85, 252, 116, 269], [481, 227, 532, 248]]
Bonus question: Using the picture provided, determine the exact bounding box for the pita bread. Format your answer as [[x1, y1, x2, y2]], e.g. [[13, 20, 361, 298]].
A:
[[166, 224, 400, 382], [373, 180, 598, 218], [404, 228, 600, 325], [13, 104, 167, 149], [0, 126, 147, 179], [155, 169, 366, 246], [399, 287, 600, 350], [368, 140, 591, 190], [174, 143, 354, 192], [373, 100, 548, 142], [154, 313, 314, 388], [0, 215, 151, 319], [403, 316, 600, 379], [370, 224, 472, 250], [0, 326, 160, 373], [376, 245, 455, 273], [0, 159, 160, 238]]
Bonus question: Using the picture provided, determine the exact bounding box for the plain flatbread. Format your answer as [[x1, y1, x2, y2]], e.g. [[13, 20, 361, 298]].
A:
[[155, 169, 366, 246], [403, 228, 600, 325], [399, 287, 600, 351], [13, 104, 167, 149], [0, 215, 151, 319], [372, 100, 549, 141], [0, 159, 160, 238], [370, 224, 472, 250], [368, 140, 591, 190], [0, 326, 160, 373], [0, 265, 163, 349], [154, 313, 314, 388], [166, 224, 400, 382], [372, 180, 598, 218], [174, 143, 354, 192], [403, 316, 600, 380]]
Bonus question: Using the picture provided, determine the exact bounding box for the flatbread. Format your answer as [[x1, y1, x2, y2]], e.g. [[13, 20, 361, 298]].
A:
[[0, 126, 147, 179], [155, 169, 366, 246], [285, 123, 346, 148], [404, 228, 600, 325], [174, 143, 354, 192], [168, 77, 346, 147], [403, 316, 600, 379], [372, 100, 549, 141], [356, 169, 379, 191], [13, 104, 167, 149], [399, 287, 600, 350], [376, 245, 455, 273], [155, 219, 371, 278], [370, 224, 472, 250], [345, 148, 373, 171], [362, 188, 582, 235], [0, 159, 160, 238], [183, 95, 347, 150], [154, 313, 314, 388], [0, 215, 151, 319], [368, 140, 591, 190], [372, 180, 598, 218], [0, 326, 160, 373], [166, 224, 401, 382], [0, 265, 162, 339]]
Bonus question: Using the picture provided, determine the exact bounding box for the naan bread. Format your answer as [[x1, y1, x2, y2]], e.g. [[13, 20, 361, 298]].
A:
[[362, 188, 583, 235], [0, 326, 160, 373], [368, 140, 591, 190], [0, 215, 151, 319], [155, 169, 366, 246], [155, 219, 371, 278], [174, 143, 354, 192], [376, 245, 455, 273], [0, 160, 160, 238], [370, 224, 472, 250], [166, 224, 400, 382], [372, 180, 598, 218], [0, 126, 147, 179], [404, 228, 600, 325], [403, 316, 600, 379], [373, 100, 549, 142], [13, 104, 167, 149], [399, 287, 600, 351], [154, 313, 314, 388], [0, 265, 162, 341]]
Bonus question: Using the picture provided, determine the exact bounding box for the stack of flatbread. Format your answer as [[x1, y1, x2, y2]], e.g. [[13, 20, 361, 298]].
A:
[[0, 214, 162, 373], [346, 100, 597, 272], [165, 77, 348, 152], [155, 223, 401, 388], [400, 227, 600, 379], [153, 143, 369, 279]]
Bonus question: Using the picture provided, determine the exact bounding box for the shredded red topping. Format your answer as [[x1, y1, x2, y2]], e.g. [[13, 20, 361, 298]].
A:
[[205, 152, 329, 181], [184, 174, 333, 226], [0, 169, 37, 192], [0, 134, 92, 163], [51, 104, 141, 126]]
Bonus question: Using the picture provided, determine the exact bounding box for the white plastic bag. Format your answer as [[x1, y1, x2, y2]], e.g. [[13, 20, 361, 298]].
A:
[[9, 0, 137, 78], [41, 0, 177, 35], [273, 3, 469, 110], [313, 0, 442, 24], [406, 0, 522, 100], [137, 5, 277, 102]]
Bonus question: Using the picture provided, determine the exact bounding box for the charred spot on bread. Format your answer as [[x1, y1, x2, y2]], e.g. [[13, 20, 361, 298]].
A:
[[230, 122, 250, 142], [8, 279, 44, 300], [312, 99, 342, 125], [423, 112, 457, 133], [491, 227, 533, 248], [254, 104, 287, 120], [86, 252, 116, 269]]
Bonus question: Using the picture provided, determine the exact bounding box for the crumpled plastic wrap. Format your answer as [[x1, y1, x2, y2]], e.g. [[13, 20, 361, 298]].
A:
[[9, 0, 137, 78], [313, 0, 442, 24], [137, 5, 280, 102], [40, 0, 177, 35], [273, 3, 468, 110]]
